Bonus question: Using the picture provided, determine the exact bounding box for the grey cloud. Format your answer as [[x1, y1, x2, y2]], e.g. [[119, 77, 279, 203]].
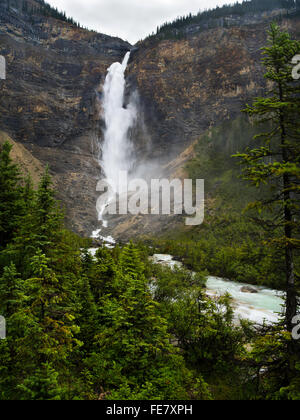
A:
[[47, 0, 239, 44]]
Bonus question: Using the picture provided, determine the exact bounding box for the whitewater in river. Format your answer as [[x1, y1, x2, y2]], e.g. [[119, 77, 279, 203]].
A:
[[151, 254, 284, 325]]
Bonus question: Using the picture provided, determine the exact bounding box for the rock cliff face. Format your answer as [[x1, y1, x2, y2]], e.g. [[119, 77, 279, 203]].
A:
[[127, 15, 300, 157], [0, 0, 131, 234], [0, 2, 299, 237]]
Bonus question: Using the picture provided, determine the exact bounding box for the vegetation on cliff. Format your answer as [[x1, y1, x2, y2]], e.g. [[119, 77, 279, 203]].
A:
[[144, 0, 300, 41], [2, 0, 82, 28]]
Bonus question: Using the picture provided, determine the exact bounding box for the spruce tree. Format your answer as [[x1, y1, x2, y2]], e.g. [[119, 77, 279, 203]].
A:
[[22, 175, 35, 211], [17, 362, 62, 400], [0, 263, 24, 317], [90, 247, 117, 301], [119, 242, 145, 279], [76, 275, 98, 355], [235, 24, 300, 344], [86, 243, 209, 399], [9, 168, 63, 275], [14, 251, 80, 392], [35, 167, 63, 252], [0, 142, 23, 249]]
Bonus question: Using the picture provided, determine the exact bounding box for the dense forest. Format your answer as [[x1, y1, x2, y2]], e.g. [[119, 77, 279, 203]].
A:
[[0, 23, 299, 400], [144, 0, 300, 41], [0, 142, 299, 400], [28, 0, 81, 27], [2, 0, 82, 28]]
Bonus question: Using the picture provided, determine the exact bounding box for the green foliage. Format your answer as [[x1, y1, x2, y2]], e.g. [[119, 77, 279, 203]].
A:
[[0, 143, 215, 400], [144, 259, 247, 371], [159, 283, 246, 371], [233, 23, 300, 396], [0, 142, 24, 249], [17, 362, 62, 401], [85, 244, 210, 400], [244, 326, 300, 400], [0, 262, 24, 317], [19, 0, 82, 28]]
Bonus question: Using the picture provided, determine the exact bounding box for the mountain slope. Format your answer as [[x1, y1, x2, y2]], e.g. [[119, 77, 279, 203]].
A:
[[127, 10, 300, 157], [0, 0, 131, 234]]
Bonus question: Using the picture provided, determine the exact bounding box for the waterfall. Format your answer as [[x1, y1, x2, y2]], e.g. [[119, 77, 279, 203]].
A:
[[101, 51, 136, 194], [94, 51, 136, 234]]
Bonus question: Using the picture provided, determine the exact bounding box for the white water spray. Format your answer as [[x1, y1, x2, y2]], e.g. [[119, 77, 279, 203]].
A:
[[101, 51, 136, 194], [94, 51, 136, 234]]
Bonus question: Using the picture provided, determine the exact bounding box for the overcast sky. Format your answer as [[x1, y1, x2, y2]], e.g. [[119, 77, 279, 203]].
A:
[[47, 0, 241, 44]]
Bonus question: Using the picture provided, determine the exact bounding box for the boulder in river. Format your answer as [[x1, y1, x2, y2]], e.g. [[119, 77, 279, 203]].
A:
[[241, 286, 258, 294]]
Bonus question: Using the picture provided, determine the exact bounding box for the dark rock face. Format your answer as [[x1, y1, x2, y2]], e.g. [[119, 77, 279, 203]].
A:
[[127, 17, 300, 159], [0, 2, 131, 235], [0, 3, 131, 148], [241, 286, 258, 294]]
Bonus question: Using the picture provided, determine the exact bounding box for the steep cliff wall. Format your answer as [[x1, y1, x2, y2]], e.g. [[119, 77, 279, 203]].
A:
[[0, 1, 131, 234], [127, 14, 300, 158]]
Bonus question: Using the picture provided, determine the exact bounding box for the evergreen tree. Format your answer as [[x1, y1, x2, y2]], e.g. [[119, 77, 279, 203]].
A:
[[17, 362, 62, 400], [0, 339, 12, 399], [8, 168, 63, 276], [90, 247, 117, 301], [35, 167, 63, 251], [0, 263, 24, 317], [76, 275, 98, 355], [22, 175, 35, 211], [12, 250, 80, 399], [235, 23, 300, 362], [0, 142, 23, 249], [86, 244, 209, 399], [119, 241, 145, 279], [0, 262, 26, 399]]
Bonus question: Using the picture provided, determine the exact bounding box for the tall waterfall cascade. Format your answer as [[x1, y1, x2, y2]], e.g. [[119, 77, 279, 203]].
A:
[[93, 51, 136, 237]]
